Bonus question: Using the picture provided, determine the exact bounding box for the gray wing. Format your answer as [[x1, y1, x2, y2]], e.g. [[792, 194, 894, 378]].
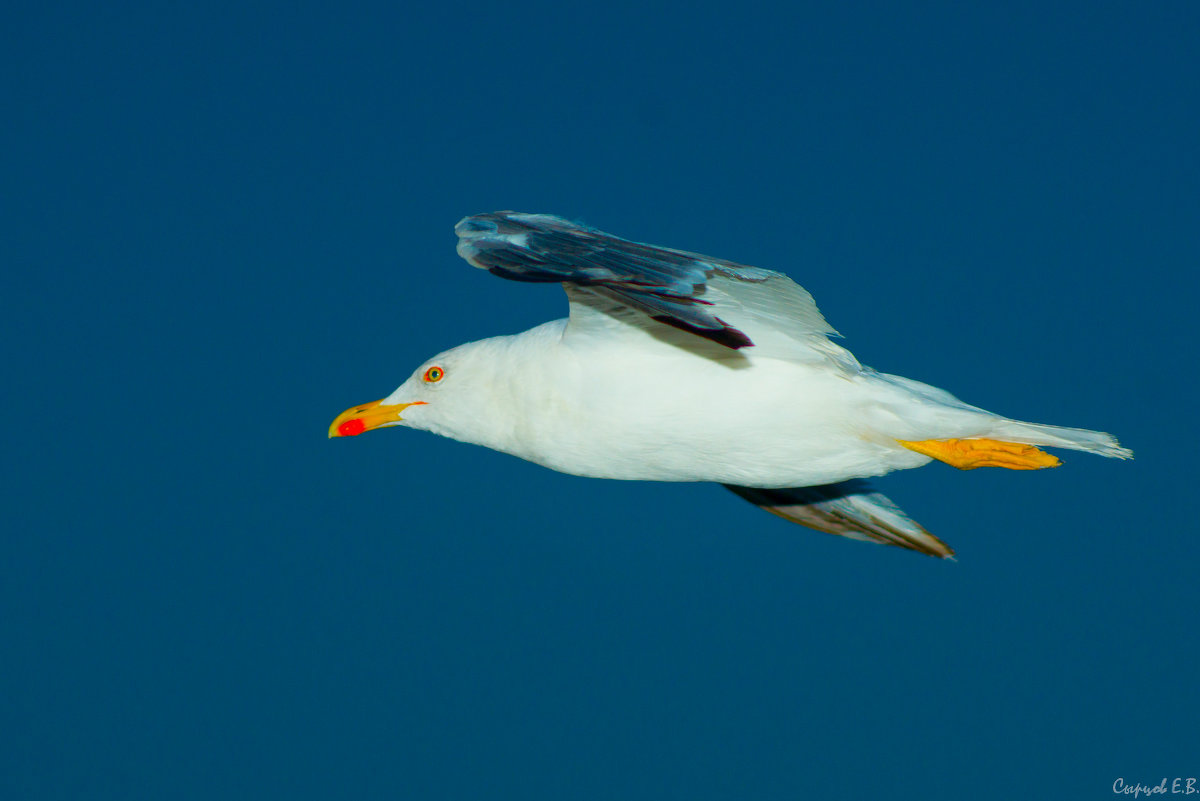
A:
[[454, 211, 836, 351], [724, 480, 955, 558]]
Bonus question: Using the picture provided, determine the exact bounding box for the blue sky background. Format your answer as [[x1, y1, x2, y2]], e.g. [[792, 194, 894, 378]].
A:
[[3, 2, 1197, 799]]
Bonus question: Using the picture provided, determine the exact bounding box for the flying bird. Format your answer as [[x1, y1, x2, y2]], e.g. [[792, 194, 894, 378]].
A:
[[330, 212, 1130, 557]]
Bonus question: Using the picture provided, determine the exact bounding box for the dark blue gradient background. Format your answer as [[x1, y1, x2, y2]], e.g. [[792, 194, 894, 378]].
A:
[[3, 3, 1196, 799]]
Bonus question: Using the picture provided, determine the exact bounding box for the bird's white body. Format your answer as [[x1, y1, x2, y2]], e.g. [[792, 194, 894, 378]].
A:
[[389, 319, 917, 486]]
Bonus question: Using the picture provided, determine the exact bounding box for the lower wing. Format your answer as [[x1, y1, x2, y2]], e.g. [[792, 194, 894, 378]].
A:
[[724, 480, 954, 558]]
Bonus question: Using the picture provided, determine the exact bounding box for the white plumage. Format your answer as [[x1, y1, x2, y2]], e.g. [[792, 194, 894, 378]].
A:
[[330, 212, 1130, 557]]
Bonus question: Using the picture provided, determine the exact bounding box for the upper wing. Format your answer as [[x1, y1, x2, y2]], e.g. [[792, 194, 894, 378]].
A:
[[455, 211, 850, 361]]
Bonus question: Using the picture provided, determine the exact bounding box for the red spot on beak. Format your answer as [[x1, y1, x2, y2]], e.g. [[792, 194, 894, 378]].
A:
[[338, 418, 366, 437]]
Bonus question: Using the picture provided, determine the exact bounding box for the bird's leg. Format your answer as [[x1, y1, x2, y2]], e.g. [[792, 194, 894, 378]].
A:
[[897, 438, 1061, 470]]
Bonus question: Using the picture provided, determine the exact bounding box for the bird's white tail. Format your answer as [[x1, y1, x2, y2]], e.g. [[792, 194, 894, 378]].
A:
[[986, 419, 1133, 459], [873, 371, 1132, 461]]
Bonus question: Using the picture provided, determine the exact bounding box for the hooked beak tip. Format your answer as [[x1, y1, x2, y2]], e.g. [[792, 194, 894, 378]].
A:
[[329, 400, 427, 438]]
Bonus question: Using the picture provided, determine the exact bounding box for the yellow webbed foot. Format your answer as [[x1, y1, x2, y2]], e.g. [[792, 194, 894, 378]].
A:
[[898, 438, 1062, 471]]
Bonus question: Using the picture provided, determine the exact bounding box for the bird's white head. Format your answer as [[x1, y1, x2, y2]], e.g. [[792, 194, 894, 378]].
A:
[[327, 338, 507, 441]]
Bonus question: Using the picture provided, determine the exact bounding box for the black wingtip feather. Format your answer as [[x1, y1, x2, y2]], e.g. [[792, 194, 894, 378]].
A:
[[487, 266, 563, 284], [650, 315, 754, 349]]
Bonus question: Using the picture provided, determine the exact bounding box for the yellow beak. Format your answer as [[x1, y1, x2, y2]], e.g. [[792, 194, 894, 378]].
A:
[[328, 399, 427, 438]]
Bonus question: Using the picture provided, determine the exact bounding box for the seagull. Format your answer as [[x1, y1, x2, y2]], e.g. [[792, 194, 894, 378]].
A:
[[330, 212, 1130, 557]]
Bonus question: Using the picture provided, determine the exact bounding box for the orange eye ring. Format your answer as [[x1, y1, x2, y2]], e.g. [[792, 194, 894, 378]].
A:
[[423, 365, 444, 383]]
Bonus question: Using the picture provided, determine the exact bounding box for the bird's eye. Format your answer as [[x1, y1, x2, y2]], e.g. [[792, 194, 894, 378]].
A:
[[423, 366, 444, 383]]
